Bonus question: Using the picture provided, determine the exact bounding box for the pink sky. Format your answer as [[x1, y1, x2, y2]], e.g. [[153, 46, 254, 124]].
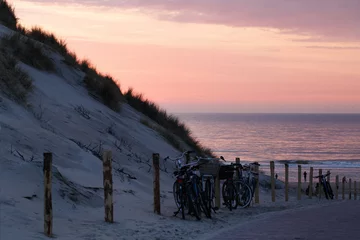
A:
[[10, 0, 360, 113]]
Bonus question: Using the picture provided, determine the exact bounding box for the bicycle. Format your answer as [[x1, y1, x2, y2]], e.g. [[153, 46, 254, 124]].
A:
[[313, 171, 334, 200], [240, 162, 260, 207], [219, 157, 252, 210], [171, 154, 211, 220]]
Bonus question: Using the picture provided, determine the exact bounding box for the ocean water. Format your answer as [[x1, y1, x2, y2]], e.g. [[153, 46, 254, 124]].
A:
[[176, 113, 360, 182]]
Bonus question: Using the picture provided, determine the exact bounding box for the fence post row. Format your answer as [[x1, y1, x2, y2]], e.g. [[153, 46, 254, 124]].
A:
[[285, 164, 289, 202], [297, 165, 301, 200], [349, 178, 352, 200], [43, 153, 53, 237], [270, 161, 275, 202], [335, 175, 339, 200], [318, 169, 322, 199], [255, 164, 260, 204], [354, 181, 357, 200], [102, 150, 114, 223], [342, 176, 345, 200], [152, 153, 161, 215], [309, 167, 313, 199]]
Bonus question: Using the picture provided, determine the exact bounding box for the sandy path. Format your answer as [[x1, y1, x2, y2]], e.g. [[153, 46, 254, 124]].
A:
[[202, 200, 360, 240]]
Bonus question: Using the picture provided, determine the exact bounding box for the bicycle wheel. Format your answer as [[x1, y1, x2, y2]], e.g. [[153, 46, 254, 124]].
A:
[[199, 181, 211, 218], [188, 178, 201, 220], [179, 186, 185, 219], [205, 179, 213, 215], [173, 181, 181, 208], [236, 181, 252, 208], [223, 181, 237, 211]]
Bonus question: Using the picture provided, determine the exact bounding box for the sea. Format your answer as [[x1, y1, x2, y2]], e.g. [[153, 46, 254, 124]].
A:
[[176, 113, 360, 182]]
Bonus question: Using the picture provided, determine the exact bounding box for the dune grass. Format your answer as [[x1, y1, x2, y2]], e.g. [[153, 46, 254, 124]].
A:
[[1, 33, 55, 72], [0, 0, 17, 30], [126, 89, 214, 157], [0, 3, 213, 155], [0, 48, 33, 104]]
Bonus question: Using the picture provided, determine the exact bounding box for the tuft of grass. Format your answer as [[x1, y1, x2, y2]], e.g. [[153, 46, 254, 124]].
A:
[[0, 48, 33, 104], [0, 0, 17, 30], [1, 33, 55, 72], [128, 89, 213, 157], [81, 60, 123, 112], [26, 26, 78, 67], [140, 118, 183, 150]]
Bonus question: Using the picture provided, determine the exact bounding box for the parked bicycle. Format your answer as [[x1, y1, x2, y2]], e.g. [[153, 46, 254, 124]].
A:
[[240, 162, 260, 207], [219, 156, 252, 210], [313, 171, 334, 200], [169, 154, 211, 220]]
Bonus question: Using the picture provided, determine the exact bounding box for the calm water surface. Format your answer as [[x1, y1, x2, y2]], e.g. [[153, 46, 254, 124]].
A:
[[176, 113, 360, 181]]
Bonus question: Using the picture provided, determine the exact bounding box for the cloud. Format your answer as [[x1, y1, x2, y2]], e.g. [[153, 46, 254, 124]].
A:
[[21, 0, 360, 42], [306, 46, 360, 50]]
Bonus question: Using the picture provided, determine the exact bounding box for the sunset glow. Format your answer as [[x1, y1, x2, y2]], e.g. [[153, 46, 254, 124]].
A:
[[10, 0, 360, 113]]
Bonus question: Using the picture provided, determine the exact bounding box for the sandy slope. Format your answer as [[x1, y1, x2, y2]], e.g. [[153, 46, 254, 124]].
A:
[[0, 24, 356, 240]]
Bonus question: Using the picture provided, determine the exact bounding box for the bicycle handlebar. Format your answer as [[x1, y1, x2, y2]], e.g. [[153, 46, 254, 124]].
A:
[[164, 150, 195, 161]]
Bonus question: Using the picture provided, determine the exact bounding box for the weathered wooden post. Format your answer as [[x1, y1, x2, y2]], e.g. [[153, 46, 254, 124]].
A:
[[342, 176, 345, 200], [354, 181, 357, 200], [309, 167, 313, 199], [215, 172, 221, 209], [349, 178, 352, 200], [285, 164, 289, 202], [270, 161, 275, 202], [297, 165, 301, 200], [318, 169, 322, 199], [235, 157, 240, 179], [335, 175, 339, 200], [103, 150, 114, 222], [153, 153, 161, 214], [43, 152, 53, 237], [255, 164, 260, 204]]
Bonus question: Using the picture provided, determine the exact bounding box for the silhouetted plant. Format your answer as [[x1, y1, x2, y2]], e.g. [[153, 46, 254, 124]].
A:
[[0, 0, 17, 30], [0, 48, 33, 104], [126, 89, 214, 157], [1, 33, 55, 72]]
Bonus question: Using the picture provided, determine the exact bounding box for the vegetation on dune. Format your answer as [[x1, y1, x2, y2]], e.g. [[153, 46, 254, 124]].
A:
[[0, 47, 33, 104], [0, 0, 17, 30], [127, 89, 214, 157], [1, 33, 56, 72], [0, 2, 214, 155]]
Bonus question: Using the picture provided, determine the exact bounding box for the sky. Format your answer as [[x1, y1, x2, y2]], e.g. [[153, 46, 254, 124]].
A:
[[9, 0, 360, 113]]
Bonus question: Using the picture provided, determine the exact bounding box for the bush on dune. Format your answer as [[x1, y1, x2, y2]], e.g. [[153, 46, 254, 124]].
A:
[[81, 59, 123, 112], [0, 48, 33, 104], [1, 33, 55, 72], [0, 0, 17, 30], [126, 88, 214, 157], [26, 26, 78, 67]]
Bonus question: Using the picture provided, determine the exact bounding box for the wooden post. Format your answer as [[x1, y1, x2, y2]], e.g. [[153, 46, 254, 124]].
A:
[[342, 176, 345, 200], [43, 153, 53, 237], [255, 164, 260, 204], [318, 169, 322, 199], [215, 173, 220, 209], [297, 165, 301, 200], [335, 175, 339, 200], [349, 178, 352, 200], [153, 153, 161, 214], [285, 164, 289, 202], [270, 161, 275, 202], [103, 151, 114, 222], [235, 157, 240, 179], [326, 171, 330, 182], [354, 181, 357, 200], [309, 167, 313, 199]]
